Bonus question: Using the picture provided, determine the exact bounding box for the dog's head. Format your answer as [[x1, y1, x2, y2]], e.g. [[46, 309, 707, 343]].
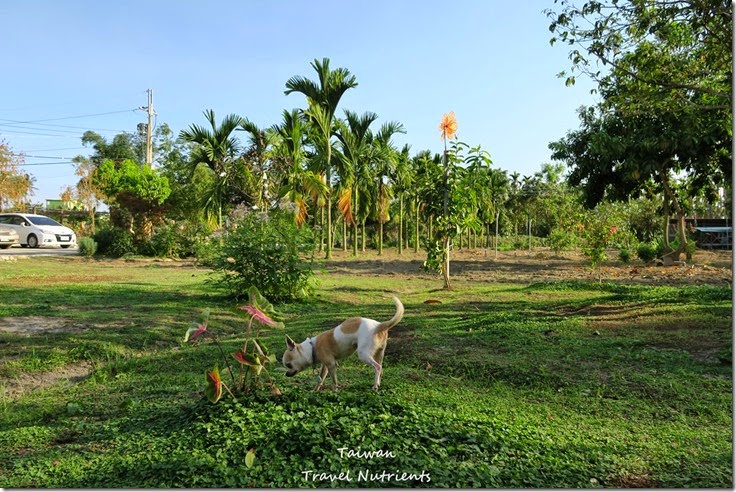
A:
[[282, 335, 312, 377]]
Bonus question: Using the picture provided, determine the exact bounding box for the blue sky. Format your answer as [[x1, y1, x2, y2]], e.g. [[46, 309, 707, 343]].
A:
[[1, 0, 598, 204]]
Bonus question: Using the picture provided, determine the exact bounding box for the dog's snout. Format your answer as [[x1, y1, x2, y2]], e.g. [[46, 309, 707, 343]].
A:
[[286, 369, 297, 377]]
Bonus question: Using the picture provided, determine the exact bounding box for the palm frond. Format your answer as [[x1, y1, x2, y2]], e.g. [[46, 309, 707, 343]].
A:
[[336, 186, 354, 226]]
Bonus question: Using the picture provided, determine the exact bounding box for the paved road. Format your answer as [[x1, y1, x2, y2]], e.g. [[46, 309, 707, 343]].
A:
[[0, 246, 79, 258]]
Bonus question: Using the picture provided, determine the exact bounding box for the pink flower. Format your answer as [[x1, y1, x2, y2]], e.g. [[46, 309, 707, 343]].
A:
[[610, 226, 618, 233], [189, 323, 207, 341], [236, 304, 278, 327]]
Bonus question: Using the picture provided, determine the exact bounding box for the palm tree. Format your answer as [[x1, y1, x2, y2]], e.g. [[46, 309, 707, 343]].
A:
[[285, 58, 358, 259], [335, 110, 379, 256], [371, 121, 406, 255], [239, 119, 275, 210], [179, 110, 245, 227], [392, 144, 412, 254], [272, 109, 326, 226]]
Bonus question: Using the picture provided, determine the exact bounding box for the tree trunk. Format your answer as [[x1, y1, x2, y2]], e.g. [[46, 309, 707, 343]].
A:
[[398, 195, 403, 255], [660, 166, 687, 262], [342, 218, 347, 251], [415, 200, 420, 253], [325, 163, 332, 259], [353, 189, 358, 256], [361, 221, 366, 252], [442, 235, 451, 289], [378, 222, 383, 255]]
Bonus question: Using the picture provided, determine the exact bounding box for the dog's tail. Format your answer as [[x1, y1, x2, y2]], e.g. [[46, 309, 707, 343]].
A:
[[376, 296, 404, 334]]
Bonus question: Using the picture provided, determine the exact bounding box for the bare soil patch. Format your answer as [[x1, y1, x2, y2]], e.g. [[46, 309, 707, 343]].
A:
[[1, 361, 93, 399], [322, 247, 732, 286]]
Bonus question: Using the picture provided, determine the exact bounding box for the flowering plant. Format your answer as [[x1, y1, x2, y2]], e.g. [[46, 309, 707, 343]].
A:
[[185, 286, 284, 403], [578, 211, 622, 278]]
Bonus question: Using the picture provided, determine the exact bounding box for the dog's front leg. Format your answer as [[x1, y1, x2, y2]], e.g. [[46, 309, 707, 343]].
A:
[[313, 365, 329, 391]]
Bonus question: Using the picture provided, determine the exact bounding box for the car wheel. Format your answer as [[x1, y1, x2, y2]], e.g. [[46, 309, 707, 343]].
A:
[[60, 245, 71, 249], [27, 234, 39, 248], [0, 245, 9, 249]]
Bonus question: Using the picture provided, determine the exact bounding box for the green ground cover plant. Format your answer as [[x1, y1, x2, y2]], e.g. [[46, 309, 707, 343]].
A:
[[0, 256, 731, 488]]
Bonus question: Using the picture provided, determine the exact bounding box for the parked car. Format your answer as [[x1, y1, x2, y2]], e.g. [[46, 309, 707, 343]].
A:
[[0, 213, 77, 248], [0, 225, 19, 249]]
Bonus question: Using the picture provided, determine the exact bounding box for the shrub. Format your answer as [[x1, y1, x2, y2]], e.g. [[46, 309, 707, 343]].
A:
[[210, 210, 316, 302], [636, 241, 658, 263], [618, 248, 632, 263], [78, 237, 97, 257], [146, 223, 185, 258], [93, 227, 138, 257], [547, 227, 575, 256]]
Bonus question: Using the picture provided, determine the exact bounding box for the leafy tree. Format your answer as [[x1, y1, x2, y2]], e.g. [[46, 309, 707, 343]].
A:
[[550, 103, 729, 260], [545, 0, 731, 112], [423, 140, 475, 289], [285, 57, 359, 259], [59, 156, 100, 234], [81, 130, 141, 166], [93, 158, 171, 240], [0, 140, 33, 211], [547, 0, 731, 261]]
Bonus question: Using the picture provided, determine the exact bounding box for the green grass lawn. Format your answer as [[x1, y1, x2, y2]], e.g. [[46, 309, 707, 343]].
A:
[[0, 256, 732, 488]]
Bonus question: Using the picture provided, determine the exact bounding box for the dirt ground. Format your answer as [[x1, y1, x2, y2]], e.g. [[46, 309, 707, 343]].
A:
[[322, 247, 733, 287]]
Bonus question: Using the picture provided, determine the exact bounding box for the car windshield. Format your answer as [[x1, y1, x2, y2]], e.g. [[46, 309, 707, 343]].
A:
[[27, 216, 62, 227]]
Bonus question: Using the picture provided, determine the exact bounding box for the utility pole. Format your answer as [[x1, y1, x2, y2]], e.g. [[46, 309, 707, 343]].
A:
[[139, 89, 155, 167]]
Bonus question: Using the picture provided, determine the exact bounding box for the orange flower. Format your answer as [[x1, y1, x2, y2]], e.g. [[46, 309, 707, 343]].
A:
[[439, 111, 458, 140]]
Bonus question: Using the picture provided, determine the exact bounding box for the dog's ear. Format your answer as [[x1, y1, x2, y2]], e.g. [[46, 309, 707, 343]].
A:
[[285, 334, 296, 350]]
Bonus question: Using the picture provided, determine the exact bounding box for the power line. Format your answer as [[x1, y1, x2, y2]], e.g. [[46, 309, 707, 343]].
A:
[[18, 161, 76, 166], [0, 118, 130, 133], [3, 109, 138, 124]]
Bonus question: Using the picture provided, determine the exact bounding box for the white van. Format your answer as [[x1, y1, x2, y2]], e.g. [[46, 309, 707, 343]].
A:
[[0, 213, 77, 248]]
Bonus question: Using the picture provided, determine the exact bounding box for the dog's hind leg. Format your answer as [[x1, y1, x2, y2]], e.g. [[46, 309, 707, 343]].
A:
[[358, 351, 384, 390]]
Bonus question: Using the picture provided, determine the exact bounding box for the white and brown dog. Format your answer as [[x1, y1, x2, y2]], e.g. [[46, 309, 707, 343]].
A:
[[282, 297, 404, 391]]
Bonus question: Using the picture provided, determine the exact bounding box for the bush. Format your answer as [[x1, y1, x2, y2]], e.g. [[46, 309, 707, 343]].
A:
[[146, 223, 185, 258], [209, 210, 316, 302], [636, 241, 658, 263], [547, 228, 575, 256], [78, 237, 97, 257], [92, 227, 138, 257], [618, 248, 632, 263]]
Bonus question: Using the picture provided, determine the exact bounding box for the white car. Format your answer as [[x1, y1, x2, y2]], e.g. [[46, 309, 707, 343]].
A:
[[0, 225, 19, 249], [0, 213, 77, 248]]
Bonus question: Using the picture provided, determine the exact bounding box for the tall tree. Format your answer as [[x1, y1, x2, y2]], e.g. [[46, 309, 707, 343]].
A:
[[545, 0, 731, 111], [371, 121, 406, 255], [547, 0, 732, 260], [334, 110, 379, 256], [179, 110, 256, 227], [272, 109, 326, 226], [285, 57, 358, 259], [392, 144, 413, 255]]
